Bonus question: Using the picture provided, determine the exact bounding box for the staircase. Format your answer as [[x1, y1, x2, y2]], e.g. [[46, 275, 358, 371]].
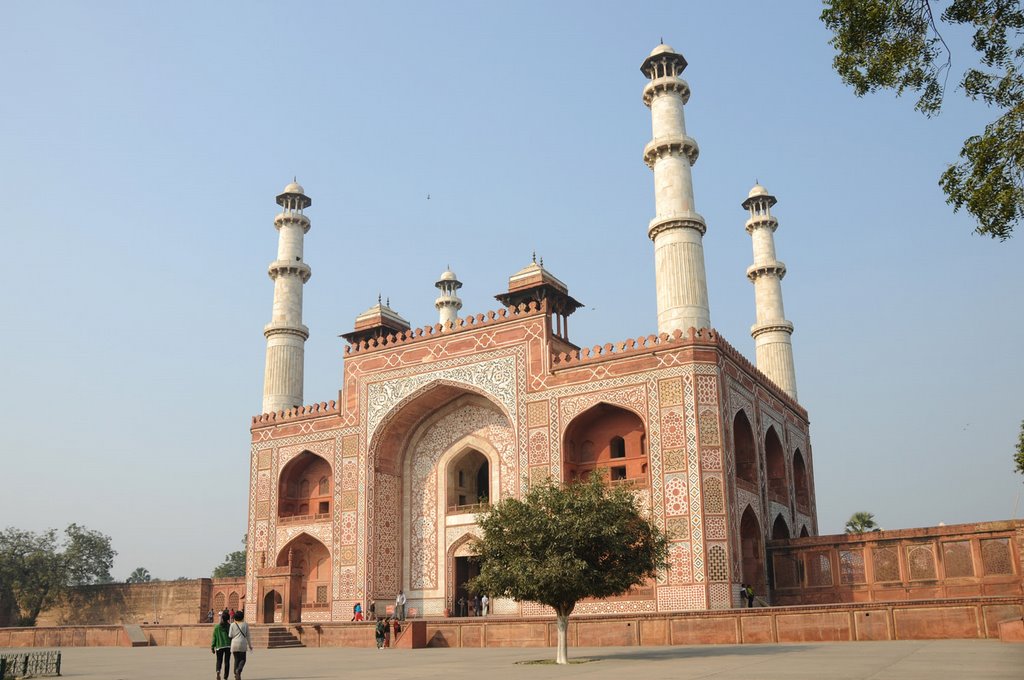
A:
[[248, 626, 305, 649]]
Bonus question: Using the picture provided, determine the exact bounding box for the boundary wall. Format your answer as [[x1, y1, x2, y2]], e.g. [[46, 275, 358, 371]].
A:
[[2, 597, 1021, 648]]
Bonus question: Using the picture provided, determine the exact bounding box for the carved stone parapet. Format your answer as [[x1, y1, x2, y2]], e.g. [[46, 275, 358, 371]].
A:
[[268, 260, 312, 282], [264, 322, 310, 340], [746, 261, 787, 282], [643, 135, 699, 168], [642, 76, 691, 106], [744, 215, 779, 235], [274, 212, 311, 234], [648, 214, 707, 239], [750, 320, 794, 338]]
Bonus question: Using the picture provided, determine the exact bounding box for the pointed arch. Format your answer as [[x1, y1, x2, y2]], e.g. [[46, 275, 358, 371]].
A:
[[278, 451, 332, 521], [733, 410, 757, 486], [764, 426, 789, 500], [369, 380, 511, 477], [276, 532, 331, 608], [740, 505, 766, 593], [793, 448, 810, 509], [772, 514, 790, 540], [563, 402, 648, 486]]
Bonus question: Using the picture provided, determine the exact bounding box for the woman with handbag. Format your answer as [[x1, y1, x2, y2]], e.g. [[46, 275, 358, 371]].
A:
[[228, 610, 253, 679]]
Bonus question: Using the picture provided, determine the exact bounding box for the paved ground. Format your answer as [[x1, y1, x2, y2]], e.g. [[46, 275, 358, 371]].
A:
[[10, 640, 1022, 679]]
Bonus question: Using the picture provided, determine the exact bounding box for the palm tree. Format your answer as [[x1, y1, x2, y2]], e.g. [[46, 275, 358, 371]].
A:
[[126, 567, 151, 583], [845, 512, 879, 534]]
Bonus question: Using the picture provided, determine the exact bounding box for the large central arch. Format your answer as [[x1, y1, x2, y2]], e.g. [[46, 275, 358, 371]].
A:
[[367, 383, 515, 617]]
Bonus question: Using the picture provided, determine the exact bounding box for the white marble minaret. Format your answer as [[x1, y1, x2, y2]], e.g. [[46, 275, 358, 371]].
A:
[[262, 180, 312, 414], [434, 268, 463, 326], [642, 44, 710, 334], [743, 184, 798, 401]]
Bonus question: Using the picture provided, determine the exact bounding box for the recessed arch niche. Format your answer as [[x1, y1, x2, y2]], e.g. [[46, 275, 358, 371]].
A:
[[563, 403, 647, 486]]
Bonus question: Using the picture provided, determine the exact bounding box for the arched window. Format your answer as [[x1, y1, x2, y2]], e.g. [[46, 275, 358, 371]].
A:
[[733, 411, 757, 486], [447, 449, 490, 511], [765, 427, 789, 500], [792, 449, 810, 509], [563, 403, 647, 487], [228, 592, 239, 611], [213, 593, 225, 611]]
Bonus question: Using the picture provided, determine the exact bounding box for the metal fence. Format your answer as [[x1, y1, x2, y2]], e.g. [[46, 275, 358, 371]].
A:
[[0, 650, 61, 678]]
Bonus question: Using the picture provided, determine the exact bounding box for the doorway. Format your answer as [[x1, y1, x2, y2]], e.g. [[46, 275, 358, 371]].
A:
[[263, 590, 282, 623], [454, 556, 479, 615]]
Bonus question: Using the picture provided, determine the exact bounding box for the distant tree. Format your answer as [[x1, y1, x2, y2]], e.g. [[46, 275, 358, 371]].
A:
[[821, 0, 1024, 240], [1014, 419, 1024, 474], [0, 524, 116, 626], [468, 474, 668, 665], [126, 567, 152, 584], [212, 536, 247, 578], [845, 511, 880, 533]]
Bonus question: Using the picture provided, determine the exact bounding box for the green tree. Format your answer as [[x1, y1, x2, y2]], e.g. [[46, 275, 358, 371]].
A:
[[845, 511, 881, 533], [0, 524, 115, 625], [821, 0, 1024, 240], [1014, 419, 1024, 474], [126, 567, 151, 584], [468, 474, 668, 664], [212, 535, 247, 578]]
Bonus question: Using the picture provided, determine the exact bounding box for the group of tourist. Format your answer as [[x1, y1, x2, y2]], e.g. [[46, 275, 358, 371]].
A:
[[454, 593, 488, 617], [210, 609, 252, 680]]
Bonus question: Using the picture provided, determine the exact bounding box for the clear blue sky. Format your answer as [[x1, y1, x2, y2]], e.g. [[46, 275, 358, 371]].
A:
[[1, 2, 1021, 580]]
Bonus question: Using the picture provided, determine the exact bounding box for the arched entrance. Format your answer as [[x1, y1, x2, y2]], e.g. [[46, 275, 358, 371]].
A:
[[740, 506, 765, 593], [368, 384, 513, 617], [263, 590, 282, 623], [765, 427, 789, 501], [276, 534, 331, 614], [448, 536, 479, 616]]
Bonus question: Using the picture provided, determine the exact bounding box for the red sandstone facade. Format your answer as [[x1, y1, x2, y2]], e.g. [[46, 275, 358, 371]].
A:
[[247, 264, 817, 624]]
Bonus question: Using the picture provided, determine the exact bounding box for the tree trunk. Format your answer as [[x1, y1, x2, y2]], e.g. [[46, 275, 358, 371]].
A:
[[555, 608, 570, 665]]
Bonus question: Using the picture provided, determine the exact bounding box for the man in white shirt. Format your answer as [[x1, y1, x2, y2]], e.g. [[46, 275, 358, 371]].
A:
[[480, 594, 489, 616], [395, 590, 407, 620]]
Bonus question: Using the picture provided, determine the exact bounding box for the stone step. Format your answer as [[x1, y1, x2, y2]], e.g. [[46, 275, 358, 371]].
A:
[[248, 626, 305, 649]]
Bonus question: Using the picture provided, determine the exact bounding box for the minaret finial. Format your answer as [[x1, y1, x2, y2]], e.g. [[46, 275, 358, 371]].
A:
[[660, 36, 663, 44], [377, 293, 382, 305], [532, 250, 536, 263]]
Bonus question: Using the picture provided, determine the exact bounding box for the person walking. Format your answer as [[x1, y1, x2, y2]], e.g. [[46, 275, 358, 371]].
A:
[[383, 617, 391, 648], [352, 602, 363, 621], [473, 594, 481, 617], [744, 584, 755, 608], [368, 599, 376, 621], [480, 594, 489, 617], [228, 610, 253, 679], [457, 595, 466, 617], [395, 590, 407, 621], [211, 611, 231, 680], [375, 617, 386, 649]]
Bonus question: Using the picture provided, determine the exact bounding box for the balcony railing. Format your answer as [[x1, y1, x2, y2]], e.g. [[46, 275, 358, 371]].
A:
[[278, 512, 331, 525], [446, 502, 491, 515]]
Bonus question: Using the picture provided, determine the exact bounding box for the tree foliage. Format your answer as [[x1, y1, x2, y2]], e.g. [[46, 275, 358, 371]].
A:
[[0, 524, 115, 626], [468, 474, 668, 664], [845, 511, 881, 533], [1014, 419, 1024, 474], [212, 535, 247, 578], [126, 567, 152, 584], [822, 0, 1024, 240]]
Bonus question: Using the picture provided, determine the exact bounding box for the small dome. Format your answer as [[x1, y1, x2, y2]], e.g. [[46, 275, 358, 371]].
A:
[[437, 269, 458, 282], [747, 183, 769, 199], [282, 180, 305, 195], [649, 43, 676, 57]]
